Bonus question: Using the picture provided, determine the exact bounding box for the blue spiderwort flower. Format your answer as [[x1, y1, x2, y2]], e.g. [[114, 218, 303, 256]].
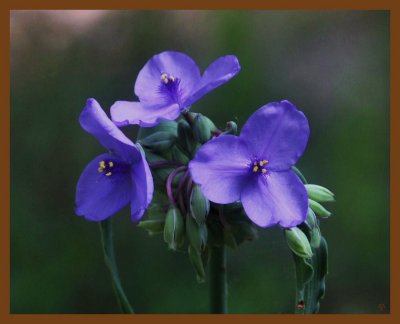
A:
[[75, 98, 154, 221], [110, 51, 241, 127], [189, 100, 310, 228]]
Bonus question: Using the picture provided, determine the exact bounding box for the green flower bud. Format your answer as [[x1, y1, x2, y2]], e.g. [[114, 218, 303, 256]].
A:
[[138, 219, 165, 235], [171, 146, 190, 164], [144, 150, 174, 182], [224, 121, 238, 135], [188, 245, 206, 283], [177, 119, 196, 155], [193, 113, 212, 143], [285, 227, 313, 259], [305, 207, 317, 229], [189, 184, 210, 225], [186, 215, 208, 252], [138, 131, 176, 153], [137, 120, 177, 139], [309, 199, 332, 218], [164, 207, 185, 250], [310, 226, 321, 249], [305, 184, 335, 203]]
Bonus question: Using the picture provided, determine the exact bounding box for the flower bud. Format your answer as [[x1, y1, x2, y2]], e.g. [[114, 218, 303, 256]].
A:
[[144, 150, 174, 182], [305, 207, 317, 229], [139, 131, 176, 153], [305, 184, 335, 203], [193, 113, 213, 143], [164, 207, 185, 250], [189, 184, 210, 225], [309, 199, 332, 218], [224, 121, 238, 135], [310, 226, 321, 249], [171, 146, 190, 164], [188, 245, 206, 283], [186, 215, 208, 252], [177, 119, 196, 155], [285, 227, 313, 259], [138, 219, 165, 235]]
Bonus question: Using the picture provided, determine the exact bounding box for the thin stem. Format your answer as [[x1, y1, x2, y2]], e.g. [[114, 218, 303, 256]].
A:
[[166, 166, 187, 206], [209, 244, 228, 314], [99, 219, 134, 314]]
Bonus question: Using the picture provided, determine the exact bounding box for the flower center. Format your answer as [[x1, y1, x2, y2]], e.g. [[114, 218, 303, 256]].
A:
[[159, 72, 181, 105], [97, 160, 129, 177], [252, 159, 268, 174]]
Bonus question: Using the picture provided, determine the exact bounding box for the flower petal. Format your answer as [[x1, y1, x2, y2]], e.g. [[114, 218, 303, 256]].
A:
[[184, 55, 241, 107], [130, 145, 154, 221], [110, 100, 180, 127], [241, 170, 308, 228], [134, 51, 201, 108], [240, 100, 310, 171], [75, 154, 132, 221], [189, 135, 251, 204], [80, 98, 141, 163]]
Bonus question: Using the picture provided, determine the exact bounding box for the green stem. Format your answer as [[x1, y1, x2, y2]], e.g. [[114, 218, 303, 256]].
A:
[[209, 244, 228, 314], [99, 219, 134, 314]]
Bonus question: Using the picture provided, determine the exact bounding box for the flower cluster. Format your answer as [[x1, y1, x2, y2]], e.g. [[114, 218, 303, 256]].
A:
[[75, 51, 334, 282]]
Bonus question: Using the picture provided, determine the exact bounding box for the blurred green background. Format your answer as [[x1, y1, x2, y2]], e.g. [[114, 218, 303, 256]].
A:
[[10, 10, 389, 313]]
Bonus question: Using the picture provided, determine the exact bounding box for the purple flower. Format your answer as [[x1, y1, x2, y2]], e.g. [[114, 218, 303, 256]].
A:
[[189, 100, 310, 228], [110, 51, 241, 127], [75, 98, 153, 221]]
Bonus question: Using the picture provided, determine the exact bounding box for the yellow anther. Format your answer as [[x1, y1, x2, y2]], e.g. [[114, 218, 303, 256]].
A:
[[259, 160, 268, 166], [253, 166, 259, 172], [105, 172, 112, 177], [169, 75, 175, 82], [98, 167, 103, 173], [262, 168, 267, 174], [99, 160, 105, 168], [163, 78, 169, 84], [108, 161, 114, 167], [161, 73, 168, 80]]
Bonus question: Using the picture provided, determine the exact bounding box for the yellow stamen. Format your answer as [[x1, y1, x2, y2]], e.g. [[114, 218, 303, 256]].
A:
[[253, 166, 259, 172], [259, 160, 268, 166], [99, 160, 105, 168], [163, 78, 169, 84], [262, 168, 267, 174], [169, 75, 175, 82], [108, 161, 114, 167], [161, 73, 168, 80], [98, 167, 103, 173], [105, 172, 112, 177]]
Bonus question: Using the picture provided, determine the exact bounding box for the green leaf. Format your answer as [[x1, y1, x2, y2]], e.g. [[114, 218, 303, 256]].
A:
[[292, 235, 328, 314]]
